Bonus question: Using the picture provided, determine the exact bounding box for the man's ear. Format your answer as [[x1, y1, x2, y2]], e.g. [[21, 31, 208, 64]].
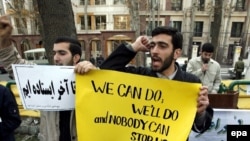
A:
[[73, 54, 81, 65], [174, 49, 182, 59]]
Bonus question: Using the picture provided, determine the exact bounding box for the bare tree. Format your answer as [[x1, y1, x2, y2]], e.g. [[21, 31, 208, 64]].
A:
[[240, 0, 250, 58], [37, 0, 77, 64], [187, 0, 196, 60], [211, 0, 223, 61], [6, 0, 39, 34], [84, 0, 88, 32], [127, 0, 145, 66], [127, 0, 140, 37], [205, 1, 214, 42]]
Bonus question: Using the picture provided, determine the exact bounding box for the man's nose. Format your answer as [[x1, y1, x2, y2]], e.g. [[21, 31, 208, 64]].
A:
[[53, 53, 59, 61], [151, 45, 159, 53]]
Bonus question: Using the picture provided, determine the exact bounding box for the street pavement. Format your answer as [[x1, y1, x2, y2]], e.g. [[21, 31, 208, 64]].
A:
[[221, 67, 231, 80]]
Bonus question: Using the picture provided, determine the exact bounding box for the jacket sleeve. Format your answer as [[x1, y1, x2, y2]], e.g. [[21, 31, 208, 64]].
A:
[[100, 43, 136, 71], [0, 85, 21, 138], [192, 106, 214, 133], [99, 43, 153, 75], [211, 65, 221, 93], [186, 59, 203, 77], [0, 44, 35, 78]]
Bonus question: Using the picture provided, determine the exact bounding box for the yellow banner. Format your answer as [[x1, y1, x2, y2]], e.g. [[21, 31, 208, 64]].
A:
[[76, 70, 200, 141]]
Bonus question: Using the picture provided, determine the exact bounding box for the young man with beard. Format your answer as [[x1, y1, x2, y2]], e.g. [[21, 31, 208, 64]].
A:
[[75, 26, 213, 140], [0, 16, 81, 141], [187, 43, 221, 94]]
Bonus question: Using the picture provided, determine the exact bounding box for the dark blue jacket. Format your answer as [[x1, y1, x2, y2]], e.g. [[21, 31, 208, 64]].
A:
[[0, 85, 21, 141]]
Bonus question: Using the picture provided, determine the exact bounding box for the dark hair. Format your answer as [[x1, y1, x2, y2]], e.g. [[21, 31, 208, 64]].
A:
[[54, 36, 82, 57], [151, 26, 183, 50], [201, 43, 214, 53]]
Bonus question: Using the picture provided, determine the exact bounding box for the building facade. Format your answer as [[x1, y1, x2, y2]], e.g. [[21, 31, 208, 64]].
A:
[[1, 0, 249, 65]]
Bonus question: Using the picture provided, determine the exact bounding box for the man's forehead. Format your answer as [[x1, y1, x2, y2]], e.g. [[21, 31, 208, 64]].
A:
[[151, 34, 172, 42], [150, 39, 170, 44], [53, 42, 70, 50], [202, 52, 213, 55]]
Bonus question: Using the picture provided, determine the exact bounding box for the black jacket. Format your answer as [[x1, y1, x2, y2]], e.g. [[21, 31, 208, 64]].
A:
[[100, 43, 213, 135], [0, 85, 21, 141]]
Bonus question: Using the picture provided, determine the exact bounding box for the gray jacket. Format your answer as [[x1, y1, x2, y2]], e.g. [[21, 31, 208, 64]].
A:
[[187, 56, 222, 94], [0, 45, 77, 141]]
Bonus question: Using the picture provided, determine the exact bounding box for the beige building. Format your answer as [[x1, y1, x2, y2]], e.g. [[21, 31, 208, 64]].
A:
[[1, 0, 249, 65]]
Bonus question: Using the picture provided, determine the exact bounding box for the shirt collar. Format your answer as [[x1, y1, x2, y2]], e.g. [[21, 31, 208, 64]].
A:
[[156, 65, 178, 80]]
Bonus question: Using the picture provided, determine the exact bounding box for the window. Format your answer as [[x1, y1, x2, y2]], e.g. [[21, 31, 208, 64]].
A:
[[231, 22, 243, 37], [79, 0, 90, 5], [95, 0, 106, 5], [194, 21, 203, 37], [173, 21, 182, 32], [146, 21, 162, 35], [114, 0, 125, 5], [80, 15, 91, 30], [114, 15, 130, 30], [95, 16, 106, 30], [171, 0, 182, 11], [79, 40, 86, 60], [90, 40, 102, 63], [148, 0, 158, 9], [235, 0, 245, 11], [81, 15, 106, 30], [197, 0, 205, 11]]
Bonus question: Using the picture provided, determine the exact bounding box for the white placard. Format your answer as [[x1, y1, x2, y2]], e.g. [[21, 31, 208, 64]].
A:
[[12, 64, 76, 111], [247, 85, 250, 95], [189, 109, 250, 141]]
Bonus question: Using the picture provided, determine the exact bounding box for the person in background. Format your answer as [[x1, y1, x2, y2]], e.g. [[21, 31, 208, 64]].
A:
[[0, 85, 21, 141], [0, 15, 81, 141], [75, 26, 213, 141], [187, 43, 221, 94], [96, 54, 104, 67], [234, 57, 245, 79], [89, 54, 96, 65], [181, 60, 188, 71]]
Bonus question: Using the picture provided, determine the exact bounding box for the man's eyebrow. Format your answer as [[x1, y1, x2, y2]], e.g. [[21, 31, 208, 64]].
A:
[[150, 41, 168, 45], [53, 50, 67, 54]]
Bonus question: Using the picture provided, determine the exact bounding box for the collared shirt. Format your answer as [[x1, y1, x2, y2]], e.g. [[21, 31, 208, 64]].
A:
[[156, 65, 178, 80]]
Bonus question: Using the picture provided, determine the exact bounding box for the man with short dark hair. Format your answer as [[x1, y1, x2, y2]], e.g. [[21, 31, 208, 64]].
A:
[[187, 43, 222, 94], [0, 15, 81, 141]]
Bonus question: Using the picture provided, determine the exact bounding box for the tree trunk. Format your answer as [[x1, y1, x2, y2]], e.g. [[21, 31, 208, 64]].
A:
[[188, 0, 195, 60], [222, 0, 233, 64], [37, 0, 77, 64], [211, 0, 223, 61], [6, 0, 27, 34], [127, 0, 144, 66], [84, 0, 88, 32], [240, 0, 250, 58]]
